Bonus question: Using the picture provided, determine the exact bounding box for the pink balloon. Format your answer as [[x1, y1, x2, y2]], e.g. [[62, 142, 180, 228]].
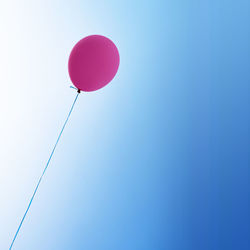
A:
[[68, 35, 120, 92]]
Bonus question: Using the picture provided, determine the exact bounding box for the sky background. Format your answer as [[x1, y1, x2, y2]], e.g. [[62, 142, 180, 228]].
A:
[[0, 0, 249, 249]]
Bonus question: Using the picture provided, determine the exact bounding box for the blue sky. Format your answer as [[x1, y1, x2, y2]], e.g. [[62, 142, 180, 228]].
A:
[[0, 0, 249, 249]]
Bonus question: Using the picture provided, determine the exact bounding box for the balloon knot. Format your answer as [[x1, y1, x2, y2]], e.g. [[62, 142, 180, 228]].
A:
[[70, 85, 81, 93]]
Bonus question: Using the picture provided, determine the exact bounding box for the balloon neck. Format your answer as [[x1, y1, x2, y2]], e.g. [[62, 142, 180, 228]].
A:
[[77, 89, 81, 93]]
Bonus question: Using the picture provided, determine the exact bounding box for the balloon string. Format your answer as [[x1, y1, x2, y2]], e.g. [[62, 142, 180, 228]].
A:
[[70, 85, 78, 90], [9, 91, 81, 250]]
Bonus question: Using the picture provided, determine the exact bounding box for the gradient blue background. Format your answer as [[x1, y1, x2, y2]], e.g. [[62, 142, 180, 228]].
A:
[[1, 0, 249, 249]]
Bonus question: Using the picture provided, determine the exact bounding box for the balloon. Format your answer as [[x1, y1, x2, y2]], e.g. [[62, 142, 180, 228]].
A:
[[68, 35, 120, 92]]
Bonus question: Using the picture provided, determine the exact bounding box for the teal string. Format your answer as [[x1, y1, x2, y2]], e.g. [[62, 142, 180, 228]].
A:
[[9, 91, 80, 250]]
